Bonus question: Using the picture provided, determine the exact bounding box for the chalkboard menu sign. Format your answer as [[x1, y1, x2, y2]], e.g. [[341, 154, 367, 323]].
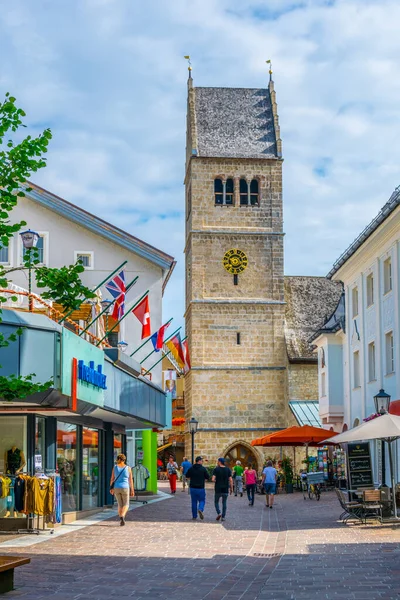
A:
[[348, 442, 373, 488]]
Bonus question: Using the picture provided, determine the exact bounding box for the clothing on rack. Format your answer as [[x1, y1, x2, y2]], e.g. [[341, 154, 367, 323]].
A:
[[132, 464, 150, 492]]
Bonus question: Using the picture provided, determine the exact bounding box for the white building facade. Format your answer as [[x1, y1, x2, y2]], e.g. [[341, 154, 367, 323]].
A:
[[313, 186, 400, 484], [1, 182, 175, 386]]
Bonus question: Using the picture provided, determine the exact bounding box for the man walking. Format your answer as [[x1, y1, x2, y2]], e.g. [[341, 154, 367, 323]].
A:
[[180, 456, 192, 493], [212, 458, 233, 522], [233, 460, 244, 497], [262, 460, 278, 508], [186, 456, 210, 520]]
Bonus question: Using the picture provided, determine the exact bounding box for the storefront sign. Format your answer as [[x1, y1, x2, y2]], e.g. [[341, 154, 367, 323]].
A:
[[61, 328, 105, 407], [348, 442, 373, 488], [78, 360, 107, 389]]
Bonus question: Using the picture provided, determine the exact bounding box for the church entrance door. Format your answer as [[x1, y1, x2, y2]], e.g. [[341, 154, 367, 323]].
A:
[[224, 444, 258, 470]]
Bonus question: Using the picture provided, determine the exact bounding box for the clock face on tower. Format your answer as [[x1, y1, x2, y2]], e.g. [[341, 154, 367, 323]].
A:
[[223, 249, 248, 275]]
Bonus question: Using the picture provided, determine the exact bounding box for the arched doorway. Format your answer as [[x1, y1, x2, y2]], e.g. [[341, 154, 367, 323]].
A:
[[224, 443, 259, 470]]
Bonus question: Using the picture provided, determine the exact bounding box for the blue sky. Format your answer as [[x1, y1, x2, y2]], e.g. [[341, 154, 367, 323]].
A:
[[1, 0, 400, 329]]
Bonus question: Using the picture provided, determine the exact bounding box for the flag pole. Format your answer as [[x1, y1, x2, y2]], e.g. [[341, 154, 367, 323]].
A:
[[80, 276, 139, 336], [130, 318, 173, 357], [139, 326, 182, 364], [142, 336, 187, 376], [59, 260, 128, 323], [96, 289, 149, 347]]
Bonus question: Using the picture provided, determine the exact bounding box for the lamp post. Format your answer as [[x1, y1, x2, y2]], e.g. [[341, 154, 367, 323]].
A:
[[374, 389, 391, 415], [373, 389, 392, 494], [19, 229, 40, 312], [188, 416, 198, 465]]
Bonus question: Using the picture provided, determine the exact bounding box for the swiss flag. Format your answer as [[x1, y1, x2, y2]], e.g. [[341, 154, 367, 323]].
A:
[[132, 295, 151, 339]]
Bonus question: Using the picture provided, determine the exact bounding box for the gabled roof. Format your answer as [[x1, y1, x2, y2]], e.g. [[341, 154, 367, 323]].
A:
[[193, 85, 281, 159], [23, 182, 176, 281], [284, 276, 343, 361], [328, 185, 400, 278]]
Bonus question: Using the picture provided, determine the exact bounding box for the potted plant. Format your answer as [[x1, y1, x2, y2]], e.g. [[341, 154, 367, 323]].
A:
[[282, 455, 294, 494]]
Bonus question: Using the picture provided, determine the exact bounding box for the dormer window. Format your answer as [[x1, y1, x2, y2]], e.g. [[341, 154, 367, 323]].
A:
[[239, 178, 259, 206], [214, 178, 234, 206]]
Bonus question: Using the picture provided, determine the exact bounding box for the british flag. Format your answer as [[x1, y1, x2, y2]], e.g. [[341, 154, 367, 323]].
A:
[[105, 271, 126, 320]]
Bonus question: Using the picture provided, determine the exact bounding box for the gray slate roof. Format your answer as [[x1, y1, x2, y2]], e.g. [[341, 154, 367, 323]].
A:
[[284, 276, 343, 361], [194, 87, 277, 159]]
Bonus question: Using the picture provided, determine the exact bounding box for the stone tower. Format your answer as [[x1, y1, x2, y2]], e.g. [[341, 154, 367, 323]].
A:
[[184, 71, 288, 468]]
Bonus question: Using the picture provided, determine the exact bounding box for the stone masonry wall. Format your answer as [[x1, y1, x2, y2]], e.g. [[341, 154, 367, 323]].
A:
[[288, 363, 318, 400]]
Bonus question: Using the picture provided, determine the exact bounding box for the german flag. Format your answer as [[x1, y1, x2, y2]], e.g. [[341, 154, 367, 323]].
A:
[[166, 332, 185, 368]]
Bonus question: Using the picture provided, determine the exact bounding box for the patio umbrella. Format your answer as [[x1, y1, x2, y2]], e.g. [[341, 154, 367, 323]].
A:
[[251, 425, 336, 447], [325, 413, 400, 519]]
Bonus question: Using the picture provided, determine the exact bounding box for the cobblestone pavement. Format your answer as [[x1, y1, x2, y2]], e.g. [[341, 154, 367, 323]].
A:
[[1, 482, 400, 599]]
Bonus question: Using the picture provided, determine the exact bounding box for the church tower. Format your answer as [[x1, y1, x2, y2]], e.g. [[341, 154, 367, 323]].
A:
[[184, 68, 288, 468]]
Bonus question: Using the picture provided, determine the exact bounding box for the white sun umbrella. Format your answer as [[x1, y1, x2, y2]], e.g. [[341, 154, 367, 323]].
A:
[[325, 413, 400, 518]]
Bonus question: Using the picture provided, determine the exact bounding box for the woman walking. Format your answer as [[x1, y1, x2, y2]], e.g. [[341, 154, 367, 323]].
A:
[[109, 453, 134, 526], [166, 455, 179, 494], [244, 464, 257, 506]]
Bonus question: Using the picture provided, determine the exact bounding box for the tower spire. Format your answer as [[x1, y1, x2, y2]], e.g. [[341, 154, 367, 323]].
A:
[[184, 55, 192, 81], [266, 59, 273, 82]]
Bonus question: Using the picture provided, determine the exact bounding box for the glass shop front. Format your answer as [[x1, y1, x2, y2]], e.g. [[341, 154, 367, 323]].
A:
[[0, 414, 125, 524]]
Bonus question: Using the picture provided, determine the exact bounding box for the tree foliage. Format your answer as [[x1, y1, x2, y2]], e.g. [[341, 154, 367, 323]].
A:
[[0, 93, 95, 401]]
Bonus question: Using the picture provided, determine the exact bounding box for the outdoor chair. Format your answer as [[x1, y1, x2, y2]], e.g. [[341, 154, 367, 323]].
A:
[[335, 488, 364, 524], [362, 489, 383, 523]]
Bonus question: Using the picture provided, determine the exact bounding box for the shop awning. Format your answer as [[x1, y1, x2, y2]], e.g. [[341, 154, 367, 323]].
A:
[[251, 425, 337, 447], [157, 442, 173, 453], [289, 401, 321, 427]]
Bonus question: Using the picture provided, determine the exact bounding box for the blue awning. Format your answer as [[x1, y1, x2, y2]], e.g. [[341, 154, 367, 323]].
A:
[[289, 401, 321, 427]]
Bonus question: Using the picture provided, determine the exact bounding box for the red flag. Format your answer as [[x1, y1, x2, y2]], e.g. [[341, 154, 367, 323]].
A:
[[183, 340, 191, 373], [132, 295, 151, 339]]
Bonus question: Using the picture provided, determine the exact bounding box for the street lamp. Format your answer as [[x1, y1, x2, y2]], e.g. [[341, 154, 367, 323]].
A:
[[19, 229, 40, 312], [188, 416, 198, 465], [374, 389, 391, 415]]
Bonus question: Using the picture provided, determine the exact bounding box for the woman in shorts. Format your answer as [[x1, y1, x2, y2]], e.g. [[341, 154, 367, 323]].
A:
[[110, 453, 134, 525]]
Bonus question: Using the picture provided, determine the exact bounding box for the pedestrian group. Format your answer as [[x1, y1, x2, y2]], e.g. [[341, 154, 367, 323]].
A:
[[165, 454, 279, 521]]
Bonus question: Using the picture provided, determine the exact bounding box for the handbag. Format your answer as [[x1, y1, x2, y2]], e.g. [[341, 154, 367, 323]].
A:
[[110, 466, 127, 491]]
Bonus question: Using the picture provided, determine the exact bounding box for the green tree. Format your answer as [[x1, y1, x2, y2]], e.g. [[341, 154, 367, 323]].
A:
[[0, 93, 95, 401]]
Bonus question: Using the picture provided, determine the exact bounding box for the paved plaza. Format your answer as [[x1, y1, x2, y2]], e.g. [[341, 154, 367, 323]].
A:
[[1, 483, 400, 599]]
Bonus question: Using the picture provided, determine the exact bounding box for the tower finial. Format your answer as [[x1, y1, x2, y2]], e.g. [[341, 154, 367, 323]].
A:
[[266, 59, 273, 82], [184, 55, 192, 79]]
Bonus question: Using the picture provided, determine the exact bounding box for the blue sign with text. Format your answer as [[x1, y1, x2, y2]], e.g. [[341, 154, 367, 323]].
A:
[[78, 360, 107, 390]]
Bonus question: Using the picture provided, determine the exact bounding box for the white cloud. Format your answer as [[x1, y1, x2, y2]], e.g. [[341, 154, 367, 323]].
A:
[[1, 0, 400, 328]]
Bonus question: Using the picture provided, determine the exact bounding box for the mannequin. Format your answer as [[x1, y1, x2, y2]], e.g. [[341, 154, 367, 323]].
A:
[[4, 446, 26, 518]]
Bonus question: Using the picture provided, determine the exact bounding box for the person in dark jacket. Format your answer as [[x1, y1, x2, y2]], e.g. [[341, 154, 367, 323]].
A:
[[186, 456, 210, 520]]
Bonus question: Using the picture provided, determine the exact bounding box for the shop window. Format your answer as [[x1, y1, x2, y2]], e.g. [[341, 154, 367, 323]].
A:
[[35, 417, 46, 473], [366, 273, 374, 307], [368, 342, 376, 382], [114, 433, 123, 463], [385, 331, 394, 375], [82, 427, 99, 510], [214, 178, 223, 205], [74, 251, 94, 270], [384, 257, 392, 294], [0, 416, 27, 519], [57, 422, 78, 513], [353, 351, 360, 388]]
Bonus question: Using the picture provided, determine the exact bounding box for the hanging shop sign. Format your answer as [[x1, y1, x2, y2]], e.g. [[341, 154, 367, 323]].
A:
[[61, 328, 105, 407], [348, 442, 373, 488]]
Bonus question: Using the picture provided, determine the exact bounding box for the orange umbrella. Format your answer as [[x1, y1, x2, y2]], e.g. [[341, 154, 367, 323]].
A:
[[251, 425, 337, 447]]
